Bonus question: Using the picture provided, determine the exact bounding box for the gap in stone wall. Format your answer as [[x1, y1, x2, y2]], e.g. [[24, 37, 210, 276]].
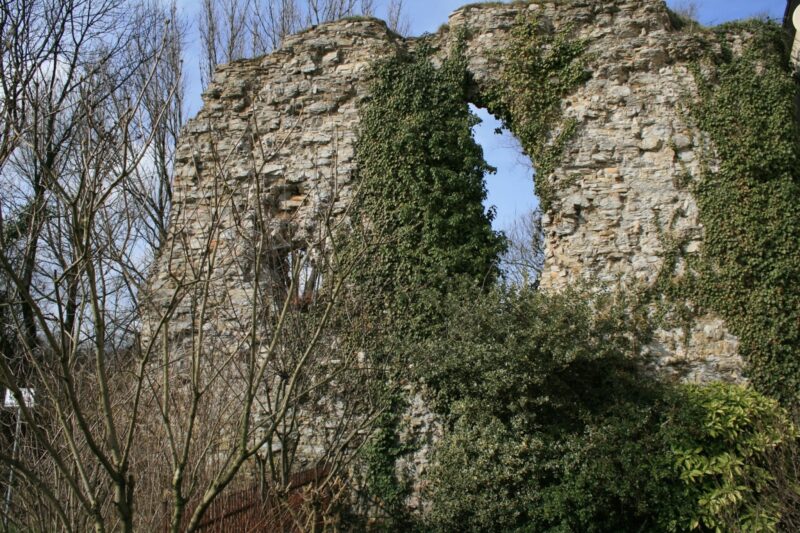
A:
[[471, 105, 537, 233], [470, 105, 542, 283]]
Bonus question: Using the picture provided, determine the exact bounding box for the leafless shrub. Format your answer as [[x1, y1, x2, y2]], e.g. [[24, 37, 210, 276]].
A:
[[500, 209, 545, 287]]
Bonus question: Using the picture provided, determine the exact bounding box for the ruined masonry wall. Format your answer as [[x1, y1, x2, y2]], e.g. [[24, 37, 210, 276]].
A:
[[444, 0, 741, 381], [144, 21, 402, 352], [147, 0, 743, 386], [144, 0, 746, 493]]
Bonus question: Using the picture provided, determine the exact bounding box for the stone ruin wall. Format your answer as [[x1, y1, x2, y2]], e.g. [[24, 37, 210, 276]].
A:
[[143, 21, 404, 356], [146, 0, 743, 382], [447, 0, 742, 382], [143, 0, 750, 499]]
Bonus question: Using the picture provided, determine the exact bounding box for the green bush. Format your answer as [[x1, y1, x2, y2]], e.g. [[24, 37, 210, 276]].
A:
[[422, 286, 672, 532], [666, 383, 798, 532], [535, 400, 688, 533], [426, 399, 690, 533], [417, 285, 646, 423], [422, 287, 798, 532]]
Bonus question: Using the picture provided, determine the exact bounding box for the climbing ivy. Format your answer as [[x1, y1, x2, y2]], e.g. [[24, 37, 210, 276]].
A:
[[351, 42, 506, 336], [687, 21, 800, 404], [348, 41, 506, 521], [357, 392, 416, 529], [481, 13, 589, 211]]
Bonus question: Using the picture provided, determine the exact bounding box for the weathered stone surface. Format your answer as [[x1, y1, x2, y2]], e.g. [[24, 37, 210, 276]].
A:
[[438, 0, 741, 381], [147, 0, 744, 391], [143, 19, 403, 351], [143, 0, 755, 507]]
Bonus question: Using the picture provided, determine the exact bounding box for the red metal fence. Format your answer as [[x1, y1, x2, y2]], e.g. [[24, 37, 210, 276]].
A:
[[163, 466, 330, 532]]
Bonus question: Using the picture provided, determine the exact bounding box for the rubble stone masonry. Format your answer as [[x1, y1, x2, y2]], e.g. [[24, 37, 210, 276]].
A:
[[143, 0, 758, 500]]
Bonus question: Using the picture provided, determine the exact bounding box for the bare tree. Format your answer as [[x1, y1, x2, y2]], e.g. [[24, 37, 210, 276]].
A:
[[500, 209, 545, 287], [306, 0, 358, 25], [0, 0, 412, 529], [0, 0, 185, 530], [199, 0, 253, 85], [201, 0, 411, 84], [360, 0, 376, 17], [125, 0, 186, 254], [387, 0, 410, 36], [132, 97, 397, 531], [0, 2, 397, 531], [251, 0, 303, 55]]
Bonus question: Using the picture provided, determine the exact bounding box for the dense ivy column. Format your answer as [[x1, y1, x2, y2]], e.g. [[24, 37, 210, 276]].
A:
[[690, 22, 800, 403], [352, 44, 505, 333], [348, 44, 505, 523]]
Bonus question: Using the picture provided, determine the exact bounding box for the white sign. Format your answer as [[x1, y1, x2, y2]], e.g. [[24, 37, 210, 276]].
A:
[[4, 388, 35, 408]]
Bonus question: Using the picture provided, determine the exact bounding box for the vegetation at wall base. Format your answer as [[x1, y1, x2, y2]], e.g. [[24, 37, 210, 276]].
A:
[[421, 285, 799, 533], [355, 391, 417, 530]]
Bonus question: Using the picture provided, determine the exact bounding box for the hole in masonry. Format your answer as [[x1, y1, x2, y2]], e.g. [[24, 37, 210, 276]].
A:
[[471, 105, 544, 285]]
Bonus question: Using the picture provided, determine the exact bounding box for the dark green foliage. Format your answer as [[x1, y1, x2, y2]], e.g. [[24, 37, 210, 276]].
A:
[[352, 43, 505, 338], [350, 43, 505, 520], [688, 22, 800, 403], [542, 402, 685, 533], [425, 404, 546, 532], [422, 286, 678, 532], [422, 286, 797, 532], [417, 286, 646, 424], [480, 14, 589, 211]]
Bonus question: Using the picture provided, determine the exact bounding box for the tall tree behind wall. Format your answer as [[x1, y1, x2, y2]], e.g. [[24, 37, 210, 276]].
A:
[[0, 1, 399, 529], [127, 0, 186, 256], [200, 0, 409, 85], [0, 0, 185, 368]]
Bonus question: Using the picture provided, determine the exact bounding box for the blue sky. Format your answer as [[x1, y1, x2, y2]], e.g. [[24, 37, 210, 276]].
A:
[[176, 0, 789, 231]]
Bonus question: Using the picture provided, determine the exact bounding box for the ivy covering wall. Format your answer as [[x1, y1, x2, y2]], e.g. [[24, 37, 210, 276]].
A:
[[482, 12, 800, 405], [348, 41, 506, 523], [479, 13, 589, 211], [688, 22, 800, 404], [347, 7, 800, 531], [350, 40, 505, 334]]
